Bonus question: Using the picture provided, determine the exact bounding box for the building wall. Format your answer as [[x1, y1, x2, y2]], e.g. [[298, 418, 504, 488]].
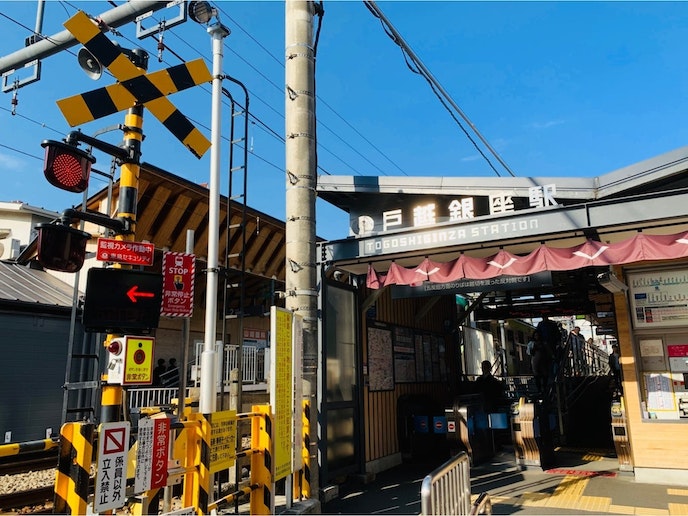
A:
[[360, 288, 457, 468], [0, 311, 71, 442]]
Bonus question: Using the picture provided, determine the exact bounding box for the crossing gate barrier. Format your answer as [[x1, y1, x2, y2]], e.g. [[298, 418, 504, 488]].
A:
[[420, 451, 491, 515]]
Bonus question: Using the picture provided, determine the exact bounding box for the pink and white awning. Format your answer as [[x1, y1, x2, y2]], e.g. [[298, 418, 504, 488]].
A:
[[366, 231, 688, 289]]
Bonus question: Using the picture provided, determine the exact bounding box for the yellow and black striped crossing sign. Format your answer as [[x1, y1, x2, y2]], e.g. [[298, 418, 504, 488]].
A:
[[57, 10, 211, 158]]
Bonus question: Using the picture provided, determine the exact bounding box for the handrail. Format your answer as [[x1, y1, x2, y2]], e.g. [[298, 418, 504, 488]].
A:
[[420, 451, 472, 515]]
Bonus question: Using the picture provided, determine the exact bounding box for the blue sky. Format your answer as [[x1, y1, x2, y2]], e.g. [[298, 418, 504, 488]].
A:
[[2, 1, 688, 241]]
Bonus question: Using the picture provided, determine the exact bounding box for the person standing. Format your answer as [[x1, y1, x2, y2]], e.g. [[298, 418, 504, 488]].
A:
[[475, 360, 506, 413], [569, 326, 586, 375], [536, 316, 561, 377], [152, 358, 166, 386], [609, 344, 622, 393], [528, 330, 552, 394]]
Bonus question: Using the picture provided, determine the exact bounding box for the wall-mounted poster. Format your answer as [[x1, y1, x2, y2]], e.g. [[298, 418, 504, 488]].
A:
[[628, 269, 688, 328], [367, 326, 394, 391], [394, 327, 416, 383]]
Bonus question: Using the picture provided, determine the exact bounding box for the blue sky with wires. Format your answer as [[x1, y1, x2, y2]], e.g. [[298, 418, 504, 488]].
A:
[[2, 1, 688, 241]]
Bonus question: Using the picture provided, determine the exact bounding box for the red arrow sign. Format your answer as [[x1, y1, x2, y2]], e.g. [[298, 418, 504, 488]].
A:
[[127, 285, 155, 303]]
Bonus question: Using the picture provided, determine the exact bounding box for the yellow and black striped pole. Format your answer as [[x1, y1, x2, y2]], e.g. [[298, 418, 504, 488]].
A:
[[102, 103, 144, 424], [54, 422, 94, 514], [0, 437, 58, 458], [250, 404, 274, 515], [293, 399, 311, 499]]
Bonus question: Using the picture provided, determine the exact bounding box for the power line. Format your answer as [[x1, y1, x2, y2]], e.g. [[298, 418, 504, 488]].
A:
[[364, 0, 517, 178]]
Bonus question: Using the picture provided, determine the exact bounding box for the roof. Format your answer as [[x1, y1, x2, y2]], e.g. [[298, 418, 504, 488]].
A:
[[317, 145, 688, 213], [0, 261, 78, 310]]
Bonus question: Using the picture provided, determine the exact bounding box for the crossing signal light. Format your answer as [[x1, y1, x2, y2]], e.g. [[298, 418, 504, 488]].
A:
[[35, 223, 90, 272], [41, 139, 95, 193]]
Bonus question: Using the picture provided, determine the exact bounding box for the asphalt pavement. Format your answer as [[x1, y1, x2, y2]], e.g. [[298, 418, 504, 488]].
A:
[[320, 446, 688, 515]]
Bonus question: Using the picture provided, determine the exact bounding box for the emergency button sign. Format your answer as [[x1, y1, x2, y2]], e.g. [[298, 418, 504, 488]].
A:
[[161, 252, 195, 317]]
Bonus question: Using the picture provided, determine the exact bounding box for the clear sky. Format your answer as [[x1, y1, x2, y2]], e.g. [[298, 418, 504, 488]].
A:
[[2, 1, 688, 242]]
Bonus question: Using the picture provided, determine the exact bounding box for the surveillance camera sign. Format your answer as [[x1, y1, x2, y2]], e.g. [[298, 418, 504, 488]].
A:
[[161, 251, 195, 317]]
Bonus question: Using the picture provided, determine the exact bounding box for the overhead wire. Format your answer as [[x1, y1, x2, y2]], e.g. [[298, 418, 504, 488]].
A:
[[363, 0, 517, 178]]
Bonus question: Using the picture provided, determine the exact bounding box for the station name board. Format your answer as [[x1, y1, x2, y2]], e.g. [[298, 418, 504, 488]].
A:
[[351, 184, 558, 237]]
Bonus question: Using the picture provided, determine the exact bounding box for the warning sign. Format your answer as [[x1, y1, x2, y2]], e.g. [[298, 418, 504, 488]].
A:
[[161, 252, 195, 317], [209, 410, 237, 473], [135, 417, 170, 493], [95, 422, 130, 513], [123, 336, 155, 385]]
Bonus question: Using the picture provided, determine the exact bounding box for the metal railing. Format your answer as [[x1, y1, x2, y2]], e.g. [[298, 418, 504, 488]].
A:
[[421, 451, 490, 515]]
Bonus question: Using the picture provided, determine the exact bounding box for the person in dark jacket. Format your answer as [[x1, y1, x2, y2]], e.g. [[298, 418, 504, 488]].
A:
[[475, 360, 506, 413]]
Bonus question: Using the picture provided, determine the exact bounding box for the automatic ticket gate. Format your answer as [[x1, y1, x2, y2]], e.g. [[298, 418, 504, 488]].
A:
[[445, 394, 509, 465], [511, 397, 555, 470]]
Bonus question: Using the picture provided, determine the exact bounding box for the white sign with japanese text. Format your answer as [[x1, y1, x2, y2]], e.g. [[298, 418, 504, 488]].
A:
[[94, 422, 130, 512], [135, 417, 170, 493]]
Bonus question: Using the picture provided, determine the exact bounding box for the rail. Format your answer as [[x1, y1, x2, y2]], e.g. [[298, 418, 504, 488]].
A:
[[420, 451, 491, 515]]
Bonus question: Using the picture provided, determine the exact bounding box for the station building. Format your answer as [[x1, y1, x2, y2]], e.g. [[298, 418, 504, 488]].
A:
[[316, 145, 688, 486]]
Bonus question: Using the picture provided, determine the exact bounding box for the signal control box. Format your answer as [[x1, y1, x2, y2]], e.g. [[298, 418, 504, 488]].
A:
[[106, 335, 156, 385]]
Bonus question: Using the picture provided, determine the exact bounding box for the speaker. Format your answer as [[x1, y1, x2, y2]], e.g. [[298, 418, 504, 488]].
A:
[[77, 47, 102, 80]]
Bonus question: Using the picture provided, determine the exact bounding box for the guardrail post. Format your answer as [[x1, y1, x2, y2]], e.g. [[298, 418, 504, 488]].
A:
[[250, 404, 274, 514], [54, 422, 94, 514]]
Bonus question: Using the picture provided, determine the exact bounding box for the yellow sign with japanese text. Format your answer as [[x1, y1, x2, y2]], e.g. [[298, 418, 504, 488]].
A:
[[210, 410, 237, 473], [123, 336, 155, 385]]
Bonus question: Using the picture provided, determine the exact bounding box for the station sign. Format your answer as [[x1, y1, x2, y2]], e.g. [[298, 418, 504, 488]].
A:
[[161, 251, 195, 317], [94, 422, 130, 513], [96, 237, 155, 266], [83, 268, 163, 333]]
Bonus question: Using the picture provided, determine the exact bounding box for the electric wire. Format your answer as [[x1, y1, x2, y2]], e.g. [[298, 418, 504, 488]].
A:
[[363, 0, 517, 178], [215, 2, 409, 176], [0, 2, 390, 180]]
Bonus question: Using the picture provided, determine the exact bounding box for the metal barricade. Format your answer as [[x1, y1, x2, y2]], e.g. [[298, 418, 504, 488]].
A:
[[420, 451, 491, 515]]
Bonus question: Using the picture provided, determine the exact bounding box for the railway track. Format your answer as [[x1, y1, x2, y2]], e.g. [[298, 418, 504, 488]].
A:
[[0, 486, 54, 513]]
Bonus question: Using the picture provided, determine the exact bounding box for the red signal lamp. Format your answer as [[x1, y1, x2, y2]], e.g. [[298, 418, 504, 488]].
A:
[[107, 339, 123, 356], [36, 223, 91, 273], [41, 139, 96, 193]]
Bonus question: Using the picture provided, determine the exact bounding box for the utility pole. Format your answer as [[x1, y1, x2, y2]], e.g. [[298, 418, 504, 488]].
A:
[[285, 0, 319, 497]]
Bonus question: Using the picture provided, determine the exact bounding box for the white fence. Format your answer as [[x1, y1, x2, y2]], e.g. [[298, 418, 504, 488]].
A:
[[127, 344, 268, 411]]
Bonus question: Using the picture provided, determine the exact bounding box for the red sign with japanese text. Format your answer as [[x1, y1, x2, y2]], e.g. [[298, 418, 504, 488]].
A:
[[161, 252, 195, 317], [97, 237, 155, 266]]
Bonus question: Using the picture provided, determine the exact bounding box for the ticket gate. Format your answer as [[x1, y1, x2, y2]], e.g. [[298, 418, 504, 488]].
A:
[[511, 397, 555, 470]]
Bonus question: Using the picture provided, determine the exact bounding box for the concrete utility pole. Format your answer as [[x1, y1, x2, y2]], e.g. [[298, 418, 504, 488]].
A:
[[285, 0, 319, 496], [0, 1, 168, 76]]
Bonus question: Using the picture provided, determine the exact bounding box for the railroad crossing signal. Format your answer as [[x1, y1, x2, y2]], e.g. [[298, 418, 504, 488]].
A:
[[56, 10, 212, 158]]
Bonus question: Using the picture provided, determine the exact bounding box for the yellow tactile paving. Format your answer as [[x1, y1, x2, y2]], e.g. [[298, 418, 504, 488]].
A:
[[668, 488, 688, 497], [669, 503, 688, 515], [640, 509, 668, 515], [608, 503, 636, 514]]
